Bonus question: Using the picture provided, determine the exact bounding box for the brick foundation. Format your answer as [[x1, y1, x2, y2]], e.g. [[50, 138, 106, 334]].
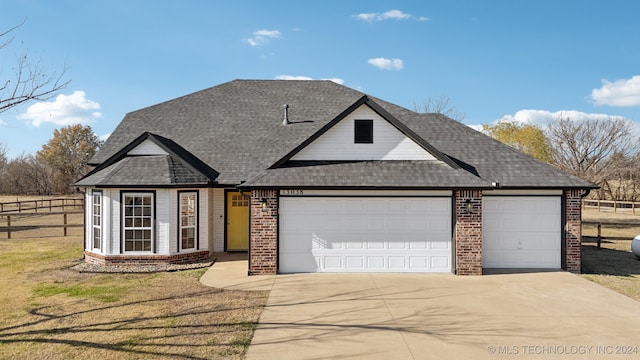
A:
[[84, 250, 210, 266], [565, 189, 582, 273], [455, 190, 483, 275], [249, 190, 278, 275]]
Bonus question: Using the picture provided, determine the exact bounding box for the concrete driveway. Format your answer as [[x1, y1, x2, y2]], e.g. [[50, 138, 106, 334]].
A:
[[201, 263, 640, 359]]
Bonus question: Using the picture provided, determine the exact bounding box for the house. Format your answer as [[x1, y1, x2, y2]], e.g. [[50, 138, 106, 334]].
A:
[[76, 80, 595, 275]]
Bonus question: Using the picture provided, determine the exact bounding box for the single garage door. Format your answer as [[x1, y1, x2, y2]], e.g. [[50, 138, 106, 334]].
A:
[[483, 196, 561, 268], [279, 197, 452, 273]]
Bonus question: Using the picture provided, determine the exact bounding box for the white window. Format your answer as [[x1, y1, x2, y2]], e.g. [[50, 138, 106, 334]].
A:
[[92, 191, 102, 250], [179, 191, 197, 250], [122, 193, 154, 252]]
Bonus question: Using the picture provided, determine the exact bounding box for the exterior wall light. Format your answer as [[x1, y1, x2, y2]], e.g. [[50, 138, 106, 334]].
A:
[[465, 198, 473, 213], [261, 198, 269, 212]]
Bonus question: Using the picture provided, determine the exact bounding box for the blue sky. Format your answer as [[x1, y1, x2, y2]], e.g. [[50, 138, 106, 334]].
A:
[[1, 0, 640, 159]]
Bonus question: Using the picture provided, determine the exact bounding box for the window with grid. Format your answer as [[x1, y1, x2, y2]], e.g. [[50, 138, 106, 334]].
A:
[[179, 192, 197, 250], [231, 194, 248, 207], [92, 191, 102, 250], [122, 193, 153, 252]]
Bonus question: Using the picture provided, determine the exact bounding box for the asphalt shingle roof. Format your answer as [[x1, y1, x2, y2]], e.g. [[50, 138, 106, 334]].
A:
[[76, 155, 210, 187], [241, 161, 493, 189], [83, 79, 594, 189]]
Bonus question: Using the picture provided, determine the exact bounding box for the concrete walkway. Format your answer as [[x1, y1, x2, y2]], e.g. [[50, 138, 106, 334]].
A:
[[201, 260, 640, 360]]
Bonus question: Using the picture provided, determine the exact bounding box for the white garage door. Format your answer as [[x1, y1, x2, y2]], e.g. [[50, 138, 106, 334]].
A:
[[279, 197, 452, 273], [483, 196, 561, 268]]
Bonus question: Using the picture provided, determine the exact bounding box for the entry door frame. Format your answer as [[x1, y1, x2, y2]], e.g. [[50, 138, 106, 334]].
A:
[[224, 189, 251, 251]]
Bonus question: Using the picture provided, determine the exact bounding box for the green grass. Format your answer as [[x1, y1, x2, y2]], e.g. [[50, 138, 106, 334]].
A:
[[33, 283, 128, 303]]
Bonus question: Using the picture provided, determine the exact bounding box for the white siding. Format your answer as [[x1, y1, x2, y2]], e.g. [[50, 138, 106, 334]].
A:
[[108, 189, 120, 255], [84, 191, 92, 251], [168, 190, 177, 253], [296, 190, 452, 197], [291, 105, 436, 161], [208, 189, 214, 252], [198, 189, 209, 251], [127, 139, 168, 155], [101, 188, 212, 256], [155, 190, 170, 255], [102, 190, 111, 254], [213, 188, 226, 252]]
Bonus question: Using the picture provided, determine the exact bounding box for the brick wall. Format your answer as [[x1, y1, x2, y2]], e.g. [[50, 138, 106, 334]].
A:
[[84, 250, 210, 266], [249, 190, 278, 275], [455, 190, 483, 275], [565, 189, 582, 273]]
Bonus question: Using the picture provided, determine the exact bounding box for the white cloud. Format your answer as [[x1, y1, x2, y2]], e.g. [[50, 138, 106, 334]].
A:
[[275, 75, 344, 85], [247, 29, 281, 47], [494, 109, 624, 127], [99, 133, 110, 142], [381, 9, 412, 20], [591, 75, 640, 106], [18, 90, 101, 127], [355, 9, 428, 22], [468, 109, 638, 135], [368, 57, 404, 71], [0, 119, 7, 126]]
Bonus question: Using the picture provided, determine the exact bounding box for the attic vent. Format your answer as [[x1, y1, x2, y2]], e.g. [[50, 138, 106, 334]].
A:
[[282, 104, 289, 125]]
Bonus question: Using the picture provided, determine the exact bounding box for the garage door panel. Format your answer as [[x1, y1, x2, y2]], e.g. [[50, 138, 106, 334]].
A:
[[483, 196, 561, 269], [280, 197, 452, 273], [367, 256, 385, 269]]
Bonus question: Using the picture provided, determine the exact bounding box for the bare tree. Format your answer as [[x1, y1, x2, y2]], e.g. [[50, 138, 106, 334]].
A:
[[414, 95, 466, 122], [0, 22, 70, 114], [0, 142, 7, 170], [546, 115, 638, 189], [0, 154, 54, 195]]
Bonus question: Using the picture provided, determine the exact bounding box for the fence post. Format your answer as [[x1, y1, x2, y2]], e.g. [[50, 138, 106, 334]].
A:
[[63, 213, 68, 237], [7, 215, 11, 239], [597, 223, 601, 249]]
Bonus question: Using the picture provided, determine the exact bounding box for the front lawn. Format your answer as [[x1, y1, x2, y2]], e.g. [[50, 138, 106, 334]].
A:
[[0, 232, 267, 359], [581, 208, 640, 302]]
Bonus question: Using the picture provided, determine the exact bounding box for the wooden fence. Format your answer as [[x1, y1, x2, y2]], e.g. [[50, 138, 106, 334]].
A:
[[0, 197, 84, 239], [0, 197, 83, 214], [582, 199, 640, 215]]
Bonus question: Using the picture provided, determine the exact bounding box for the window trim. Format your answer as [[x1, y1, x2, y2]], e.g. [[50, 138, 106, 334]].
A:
[[120, 191, 156, 254], [92, 190, 102, 251], [354, 119, 374, 144], [177, 190, 199, 252]]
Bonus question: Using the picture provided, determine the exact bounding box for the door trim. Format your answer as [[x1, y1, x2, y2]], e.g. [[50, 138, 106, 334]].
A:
[[224, 189, 250, 252]]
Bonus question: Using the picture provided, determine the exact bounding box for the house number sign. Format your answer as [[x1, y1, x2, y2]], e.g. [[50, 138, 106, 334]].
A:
[[281, 189, 304, 196]]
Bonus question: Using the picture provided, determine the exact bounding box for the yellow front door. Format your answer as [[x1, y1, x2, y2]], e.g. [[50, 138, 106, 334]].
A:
[[226, 192, 249, 251]]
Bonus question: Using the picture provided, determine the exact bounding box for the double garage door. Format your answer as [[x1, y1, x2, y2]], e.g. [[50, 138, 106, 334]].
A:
[[279, 196, 452, 273]]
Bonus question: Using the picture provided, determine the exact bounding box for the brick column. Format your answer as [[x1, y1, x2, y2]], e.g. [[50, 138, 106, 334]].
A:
[[565, 190, 582, 273], [455, 190, 483, 275], [249, 190, 278, 275]]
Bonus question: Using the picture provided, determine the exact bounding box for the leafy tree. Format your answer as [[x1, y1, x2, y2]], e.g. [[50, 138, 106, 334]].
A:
[[482, 121, 552, 163], [36, 124, 102, 193], [1, 22, 70, 114]]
